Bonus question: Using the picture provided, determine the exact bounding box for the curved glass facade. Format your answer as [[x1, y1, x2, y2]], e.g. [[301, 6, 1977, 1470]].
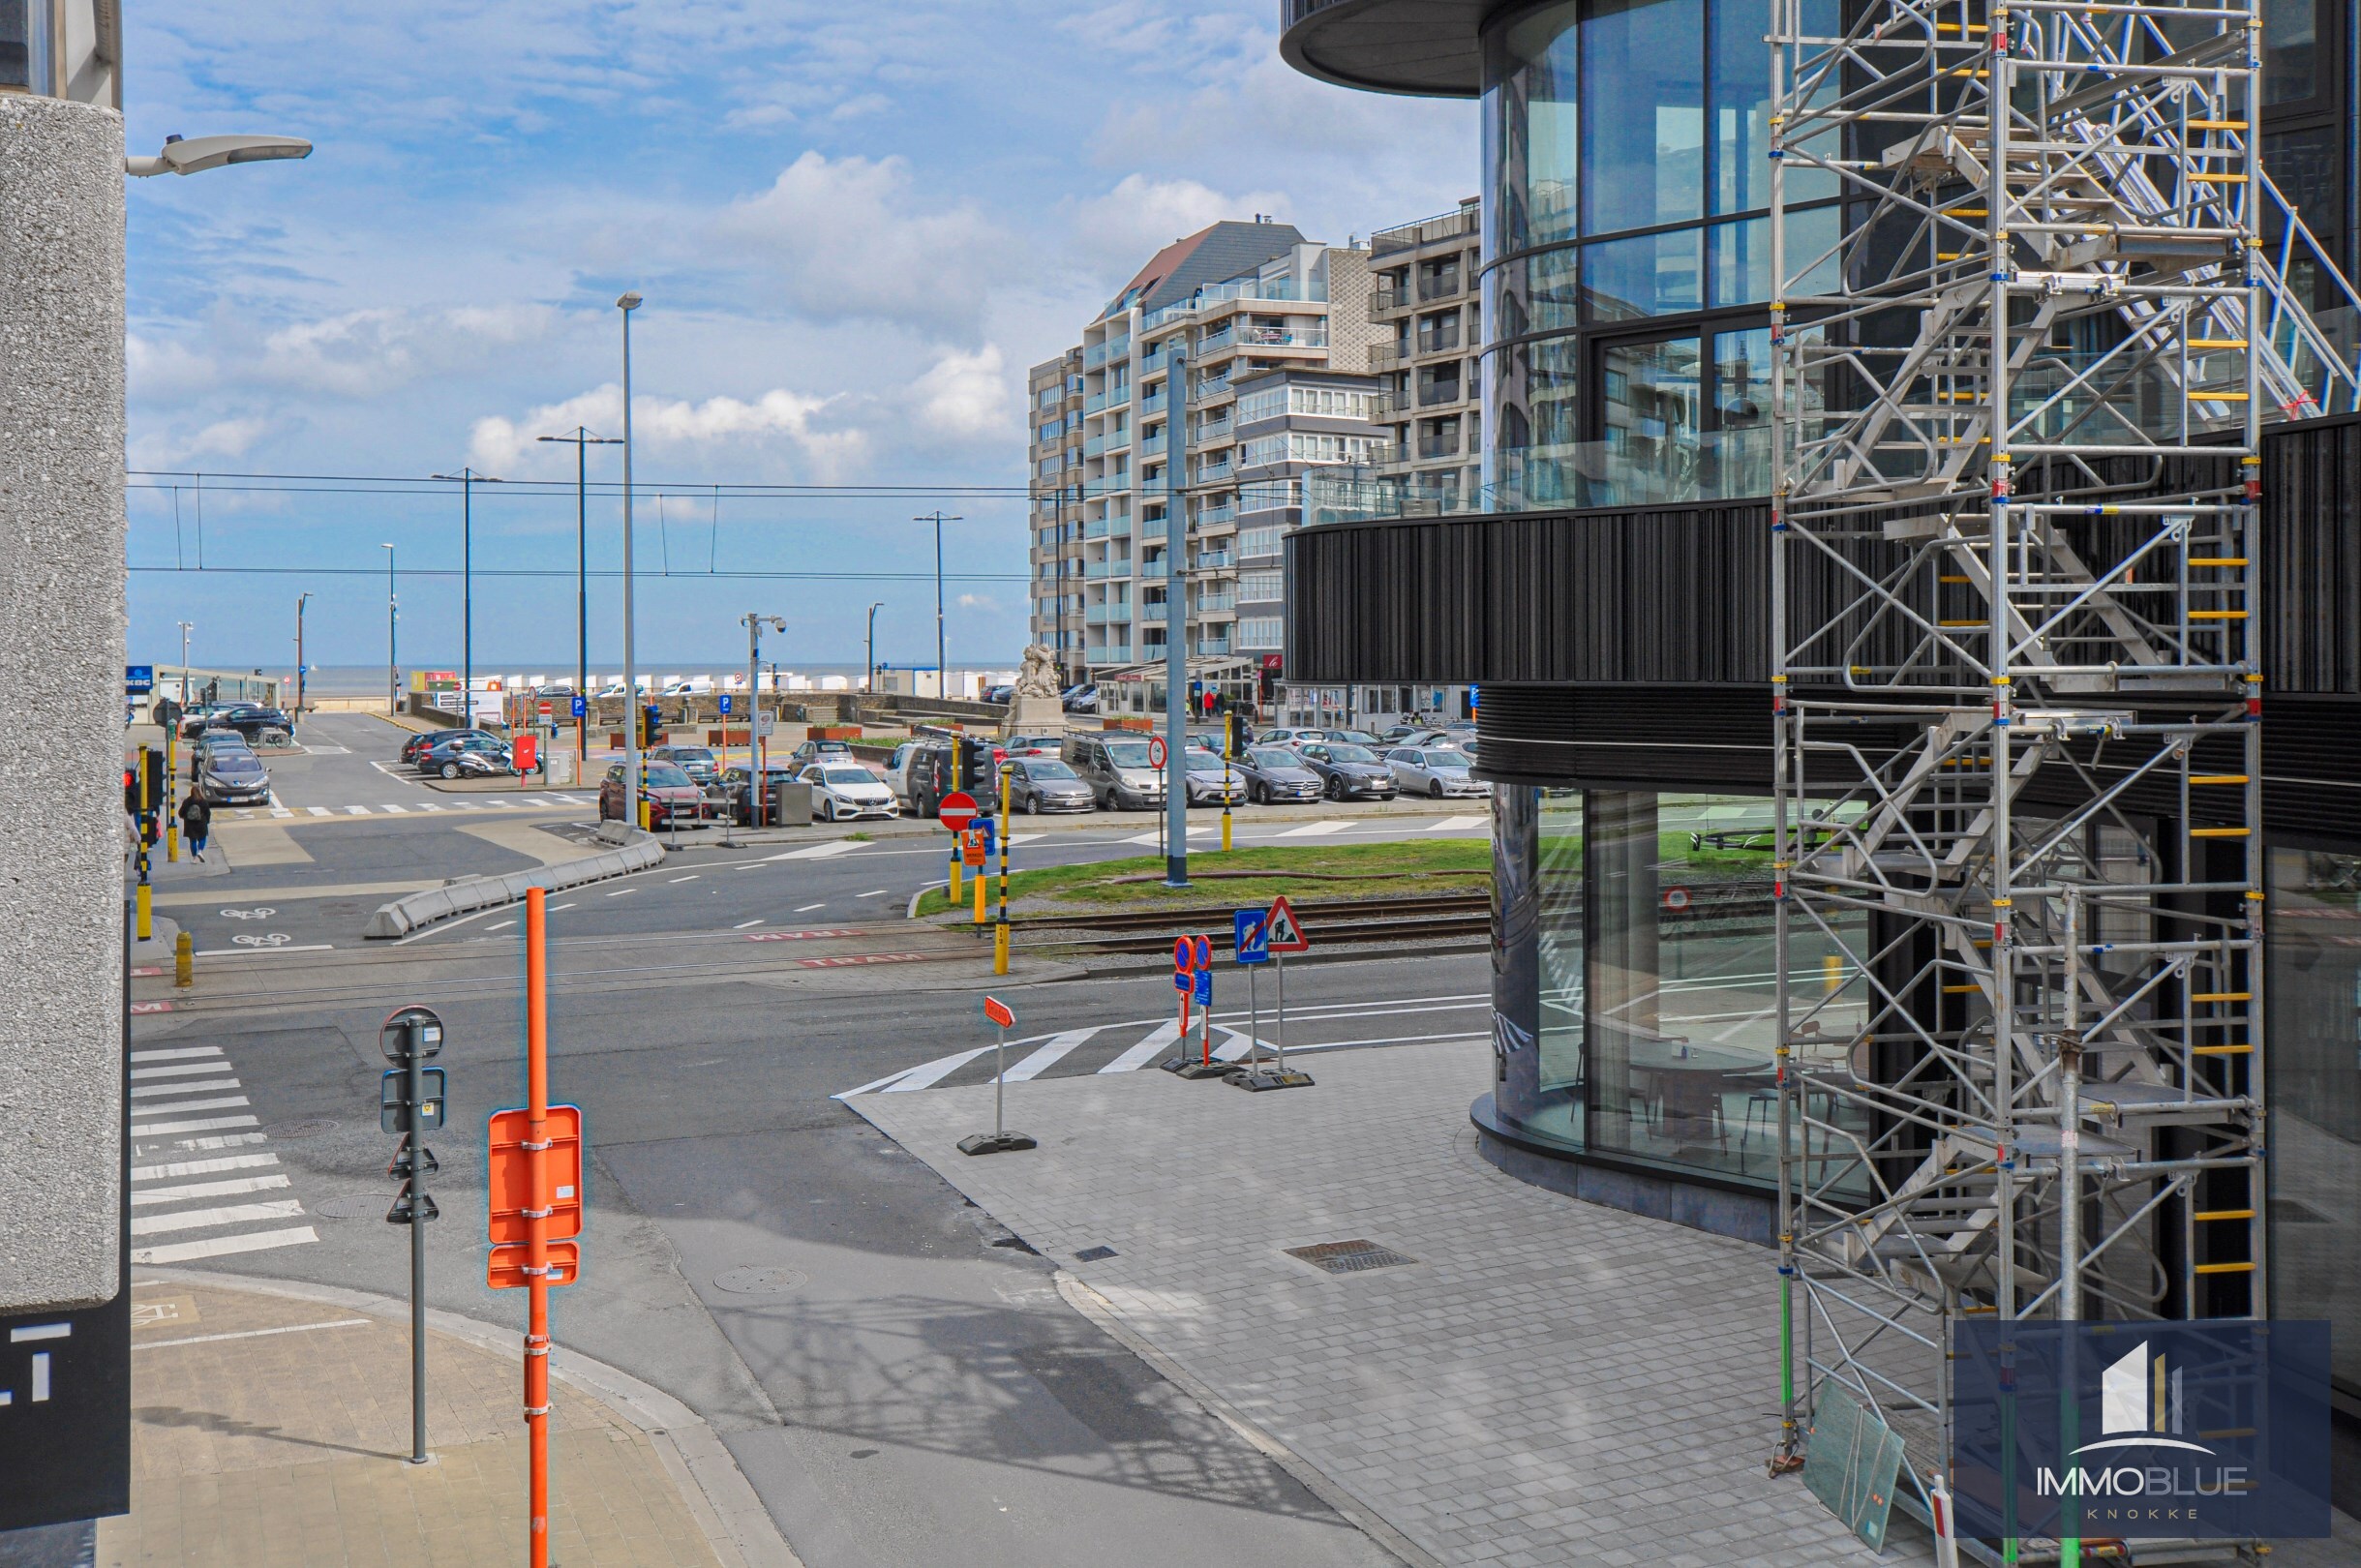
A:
[[1479, 0, 1838, 510]]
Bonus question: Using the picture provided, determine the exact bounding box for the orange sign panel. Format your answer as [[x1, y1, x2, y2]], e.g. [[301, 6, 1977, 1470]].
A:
[[485, 1103, 585, 1246], [962, 829, 987, 867], [487, 1239, 580, 1291]]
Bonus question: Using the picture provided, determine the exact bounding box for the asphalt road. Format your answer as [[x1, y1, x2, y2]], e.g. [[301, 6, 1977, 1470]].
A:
[[132, 944, 1488, 1568]]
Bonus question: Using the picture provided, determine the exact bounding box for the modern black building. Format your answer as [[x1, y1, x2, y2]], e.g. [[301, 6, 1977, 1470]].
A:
[[1282, 0, 2361, 1521]]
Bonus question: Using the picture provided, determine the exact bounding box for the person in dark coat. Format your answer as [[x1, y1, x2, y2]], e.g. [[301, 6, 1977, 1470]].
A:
[[179, 791, 213, 862]]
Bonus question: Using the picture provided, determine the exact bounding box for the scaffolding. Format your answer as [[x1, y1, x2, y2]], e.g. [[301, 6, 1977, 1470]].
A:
[[1766, 0, 2352, 1556]]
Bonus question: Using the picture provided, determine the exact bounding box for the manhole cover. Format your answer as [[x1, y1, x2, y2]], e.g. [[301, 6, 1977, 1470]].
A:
[[712, 1266, 805, 1295], [315, 1193, 388, 1220], [1074, 1246, 1118, 1263], [1284, 1239, 1418, 1276], [264, 1119, 338, 1141]]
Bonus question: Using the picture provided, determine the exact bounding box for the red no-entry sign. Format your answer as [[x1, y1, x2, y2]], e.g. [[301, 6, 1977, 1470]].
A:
[[939, 790, 980, 830]]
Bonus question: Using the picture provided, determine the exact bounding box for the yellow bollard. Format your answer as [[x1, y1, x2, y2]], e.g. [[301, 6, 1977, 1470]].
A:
[[136, 881, 153, 942], [993, 920, 1010, 976], [1222, 807, 1232, 853], [1824, 953, 1843, 994], [973, 860, 988, 924], [949, 852, 962, 905], [174, 930, 194, 988]]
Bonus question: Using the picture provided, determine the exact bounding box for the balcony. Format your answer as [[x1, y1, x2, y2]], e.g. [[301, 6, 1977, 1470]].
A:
[[1372, 343, 1406, 370], [1083, 337, 1132, 369], [1082, 513, 1132, 540], [1083, 389, 1107, 415], [1196, 503, 1235, 528], [1416, 324, 1463, 355], [1196, 594, 1237, 614], [1086, 602, 1131, 626], [1196, 415, 1231, 444], [1139, 558, 1168, 580], [1083, 558, 1117, 579], [1416, 431, 1463, 461], [1141, 434, 1166, 459], [1371, 201, 1481, 257], [1418, 377, 1467, 407], [1194, 638, 1232, 657], [1091, 645, 1133, 664], [1368, 288, 1408, 320], [1196, 456, 1233, 483], [1417, 272, 1465, 303], [1140, 391, 1167, 417], [1084, 429, 1131, 458], [1195, 550, 1233, 570]]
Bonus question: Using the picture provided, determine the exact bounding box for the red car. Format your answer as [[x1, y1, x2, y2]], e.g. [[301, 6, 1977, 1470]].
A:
[[597, 760, 709, 827]]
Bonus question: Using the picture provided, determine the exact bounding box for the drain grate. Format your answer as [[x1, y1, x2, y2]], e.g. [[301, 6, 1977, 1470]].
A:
[[1284, 1239, 1417, 1276]]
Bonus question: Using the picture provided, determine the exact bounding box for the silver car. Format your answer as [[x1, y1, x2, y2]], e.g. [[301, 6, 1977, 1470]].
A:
[[1387, 746, 1490, 799], [197, 745, 271, 805], [1236, 745, 1322, 804], [1006, 757, 1095, 814]]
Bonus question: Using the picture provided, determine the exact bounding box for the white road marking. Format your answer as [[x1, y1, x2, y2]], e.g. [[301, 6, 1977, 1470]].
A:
[[764, 841, 867, 861], [306, 806, 332, 817], [877, 1046, 995, 1094], [193, 944, 333, 957], [1280, 821, 1349, 837], [1099, 1020, 1182, 1074], [132, 1152, 280, 1182], [344, 805, 369, 815], [487, 920, 516, 932], [417, 802, 445, 812], [132, 1173, 290, 1205], [998, 1028, 1101, 1083], [379, 803, 409, 813], [670, 875, 700, 884], [733, 918, 765, 929], [1430, 815, 1488, 830], [855, 889, 888, 898], [270, 805, 294, 819], [130, 1078, 240, 1098], [604, 888, 637, 897], [135, 1318, 369, 1350], [547, 902, 577, 912], [130, 1098, 251, 1123], [793, 902, 826, 913], [159, 1131, 268, 1153], [129, 1047, 225, 1066], [130, 1198, 306, 1237], [1005, 832, 1046, 845], [131, 1226, 318, 1266]]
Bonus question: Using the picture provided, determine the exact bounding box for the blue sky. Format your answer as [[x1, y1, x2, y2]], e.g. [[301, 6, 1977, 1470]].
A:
[[123, 1, 1475, 675]]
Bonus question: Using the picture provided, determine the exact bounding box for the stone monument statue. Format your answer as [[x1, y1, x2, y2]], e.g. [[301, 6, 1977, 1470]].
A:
[[1003, 643, 1069, 738]]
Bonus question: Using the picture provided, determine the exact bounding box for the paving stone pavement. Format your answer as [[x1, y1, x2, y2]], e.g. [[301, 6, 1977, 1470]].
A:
[[96, 1279, 742, 1568], [862, 1043, 2361, 1567], [851, 1038, 1931, 1568]]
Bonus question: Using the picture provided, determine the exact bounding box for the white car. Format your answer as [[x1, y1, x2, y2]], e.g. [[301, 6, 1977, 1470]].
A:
[[1386, 746, 1491, 799], [798, 762, 901, 822]]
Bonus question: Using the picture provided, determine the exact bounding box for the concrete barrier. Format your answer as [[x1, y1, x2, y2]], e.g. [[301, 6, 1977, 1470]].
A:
[[364, 829, 664, 938]]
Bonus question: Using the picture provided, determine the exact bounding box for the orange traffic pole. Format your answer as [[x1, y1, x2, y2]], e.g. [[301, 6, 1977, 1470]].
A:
[[524, 888, 552, 1568]]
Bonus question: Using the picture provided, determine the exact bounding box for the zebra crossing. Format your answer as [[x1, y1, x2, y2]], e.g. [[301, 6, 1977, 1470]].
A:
[[127, 1043, 318, 1266], [229, 794, 589, 821], [835, 992, 1493, 1099]]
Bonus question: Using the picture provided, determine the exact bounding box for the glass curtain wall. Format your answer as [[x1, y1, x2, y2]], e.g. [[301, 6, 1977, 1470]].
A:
[[1491, 785, 1867, 1186], [1480, 0, 1840, 509]]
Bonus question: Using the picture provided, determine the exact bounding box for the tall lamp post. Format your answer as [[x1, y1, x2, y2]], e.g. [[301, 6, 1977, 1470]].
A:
[[536, 428, 622, 767], [916, 511, 960, 700], [293, 594, 310, 717], [1162, 346, 1191, 888], [865, 602, 885, 695], [431, 468, 501, 727], [176, 620, 193, 706], [741, 613, 786, 815], [382, 543, 399, 715], [617, 293, 644, 830]]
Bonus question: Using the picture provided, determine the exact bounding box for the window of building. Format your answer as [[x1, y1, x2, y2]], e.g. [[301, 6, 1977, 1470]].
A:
[[1237, 479, 1300, 513], [1237, 617, 1285, 648], [1236, 384, 1288, 425], [2262, 0, 2319, 104], [1239, 570, 1285, 602], [1239, 526, 1285, 558]]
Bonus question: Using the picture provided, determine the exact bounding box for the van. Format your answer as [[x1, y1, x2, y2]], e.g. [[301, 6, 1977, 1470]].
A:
[[1061, 733, 1165, 811]]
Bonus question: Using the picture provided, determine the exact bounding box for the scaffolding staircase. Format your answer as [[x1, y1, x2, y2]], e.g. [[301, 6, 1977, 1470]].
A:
[[1765, 0, 2329, 1557]]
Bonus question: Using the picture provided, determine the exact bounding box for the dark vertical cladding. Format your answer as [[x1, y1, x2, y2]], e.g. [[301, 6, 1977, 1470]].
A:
[[2263, 410, 2361, 694], [1284, 502, 1770, 684]]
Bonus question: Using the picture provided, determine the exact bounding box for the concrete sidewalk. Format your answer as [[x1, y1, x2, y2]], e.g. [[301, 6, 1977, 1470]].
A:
[[100, 1275, 796, 1568]]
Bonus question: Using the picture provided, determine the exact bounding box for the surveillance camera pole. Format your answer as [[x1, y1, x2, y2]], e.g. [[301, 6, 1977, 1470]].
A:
[[917, 512, 961, 700], [1163, 346, 1191, 888]]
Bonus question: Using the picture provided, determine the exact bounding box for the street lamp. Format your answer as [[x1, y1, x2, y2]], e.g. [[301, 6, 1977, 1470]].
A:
[[293, 594, 310, 718], [1162, 345, 1190, 888], [176, 621, 193, 706], [126, 133, 313, 177], [617, 291, 644, 830], [431, 469, 500, 725], [536, 428, 623, 764], [382, 543, 399, 716], [915, 511, 961, 700], [741, 613, 786, 816], [865, 602, 885, 695]]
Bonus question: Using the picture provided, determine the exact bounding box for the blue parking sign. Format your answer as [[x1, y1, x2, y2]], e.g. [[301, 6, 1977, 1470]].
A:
[[1192, 968, 1212, 1007], [718, 693, 734, 714], [570, 695, 587, 718], [1234, 909, 1270, 964]]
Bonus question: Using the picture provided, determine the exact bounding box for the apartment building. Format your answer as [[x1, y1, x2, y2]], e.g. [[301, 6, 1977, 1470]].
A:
[[1027, 220, 1380, 711], [1366, 197, 1482, 513]]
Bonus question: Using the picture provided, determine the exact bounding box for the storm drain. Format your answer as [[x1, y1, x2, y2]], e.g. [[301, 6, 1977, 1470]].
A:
[[1284, 1239, 1417, 1276]]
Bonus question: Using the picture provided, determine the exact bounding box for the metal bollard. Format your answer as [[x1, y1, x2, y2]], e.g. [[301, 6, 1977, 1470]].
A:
[[174, 930, 194, 988], [993, 920, 1010, 976]]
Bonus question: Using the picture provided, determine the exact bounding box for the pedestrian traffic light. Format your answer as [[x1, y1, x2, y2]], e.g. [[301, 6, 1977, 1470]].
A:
[[124, 766, 139, 818], [957, 736, 993, 794]]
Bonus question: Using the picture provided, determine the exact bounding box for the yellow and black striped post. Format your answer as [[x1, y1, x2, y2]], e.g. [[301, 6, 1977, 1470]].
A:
[[994, 760, 1012, 974]]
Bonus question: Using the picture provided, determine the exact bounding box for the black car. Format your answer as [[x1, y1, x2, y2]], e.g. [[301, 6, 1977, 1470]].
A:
[[719, 765, 802, 826], [1297, 742, 1398, 800], [401, 727, 499, 765], [1005, 757, 1095, 814], [417, 733, 513, 777], [1235, 745, 1322, 803], [210, 705, 294, 745]]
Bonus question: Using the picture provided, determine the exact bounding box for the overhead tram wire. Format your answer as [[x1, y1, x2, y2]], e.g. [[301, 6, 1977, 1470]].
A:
[[126, 564, 1027, 582], [127, 467, 1036, 498]]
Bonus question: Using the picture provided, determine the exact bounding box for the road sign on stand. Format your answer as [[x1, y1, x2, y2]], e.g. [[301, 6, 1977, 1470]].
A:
[[1232, 896, 1315, 1092], [1262, 894, 1310, 953], [938, 790, 980, 831], [957, 996, 1035, 1156], [1164, 935, 1227, 1079], [379, 1068, 447, 1133], [1234, 909, 1270, 964]]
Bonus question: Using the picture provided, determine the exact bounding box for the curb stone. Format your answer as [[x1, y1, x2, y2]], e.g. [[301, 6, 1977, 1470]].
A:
[[134, 1266, 803, 1568], [364, 828, 664, 937]]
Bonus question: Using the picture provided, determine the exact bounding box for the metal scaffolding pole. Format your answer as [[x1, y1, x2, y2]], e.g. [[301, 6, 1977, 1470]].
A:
[[1764, 0, 2347, 1553]]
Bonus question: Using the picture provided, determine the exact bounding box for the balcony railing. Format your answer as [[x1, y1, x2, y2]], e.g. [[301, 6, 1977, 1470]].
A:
[[1085, 602, 1131, 625], [1083, 337, 1132, 369], [1139, 558, 1168, 580], [1371, 343, 1406, 370], [1369, 289, 1407, 320], [1418, 377, 1467, 407], [1191, 374, 1233, 405], [1416, 433, 1462, 460], [1140, 392, 1167, 416], [1194, 638, 1232, 656], [1196, 416, 1231, 443], [1371, 201, 1480, 257], [1196, 594, 1236, 614], [1196, 503, 1235, 528], [1083, 558, 1120, 578], [1140, 276, 1324, 331], [1141, 435, 1166, 458], [1417, 272, 1465, 302], [1195, 550, 1233, 570], [1416, 325, 1463, 355], [1196, 456, 1232, 482], [1091, 645, 1133, 664]]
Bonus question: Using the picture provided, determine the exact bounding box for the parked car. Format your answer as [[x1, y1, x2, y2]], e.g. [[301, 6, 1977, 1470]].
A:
[[1254, 727, 1334, 749], [189, 728, 253, 777], [419, 734, 514, 778], [798, 762, 900, 822], [400, 727, 499, 765], [719, 764, 802, 827], [1387, 746, 1490, 799], [982, 682, 1016, 706], [648, 744, 723, 792], [1179, 749, 1249, 806], [1297, 741, 1398, 800], [790, 738, 855, 767], [1004, 756, 1096, 814], [177, 704, 230, 739], [1061, 734, 1165, 810], [1061, 684, 1099, 714], [1235, 745, 1323, 804], [885, 740, 931, 807], [1324, 728, 1385, 747], [210, 705, 294, 745], [597, 760, 708, 827], [195, 744, 271, 806], [1391, 728, 1470, 752], [1003, 734, 1063, 758]]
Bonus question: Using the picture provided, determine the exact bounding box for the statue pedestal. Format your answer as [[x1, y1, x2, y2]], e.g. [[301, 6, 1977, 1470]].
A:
[[1003, 695, 1068, 739]]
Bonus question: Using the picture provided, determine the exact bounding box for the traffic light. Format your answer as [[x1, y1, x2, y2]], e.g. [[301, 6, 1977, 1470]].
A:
[[957, 736, 993, 794], [140, 748, 166, 815], [638, 704, 662, 749], [124, 765, 139, 818]]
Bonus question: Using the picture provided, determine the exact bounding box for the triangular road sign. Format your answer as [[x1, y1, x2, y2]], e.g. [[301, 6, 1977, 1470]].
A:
[[1263, 893, 1309, 953]]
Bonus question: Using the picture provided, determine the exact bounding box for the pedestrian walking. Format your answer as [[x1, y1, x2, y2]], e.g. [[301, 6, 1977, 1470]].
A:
[[179, 792, 212, 862]]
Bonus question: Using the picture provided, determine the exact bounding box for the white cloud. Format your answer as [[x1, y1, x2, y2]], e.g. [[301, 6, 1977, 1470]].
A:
[[469, 381, 867, 480], [955, 592, 1000, 612], [715, 152, 1008, 337], [1069, 174, 1293, 274], [906, 345, 1017, 443]]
